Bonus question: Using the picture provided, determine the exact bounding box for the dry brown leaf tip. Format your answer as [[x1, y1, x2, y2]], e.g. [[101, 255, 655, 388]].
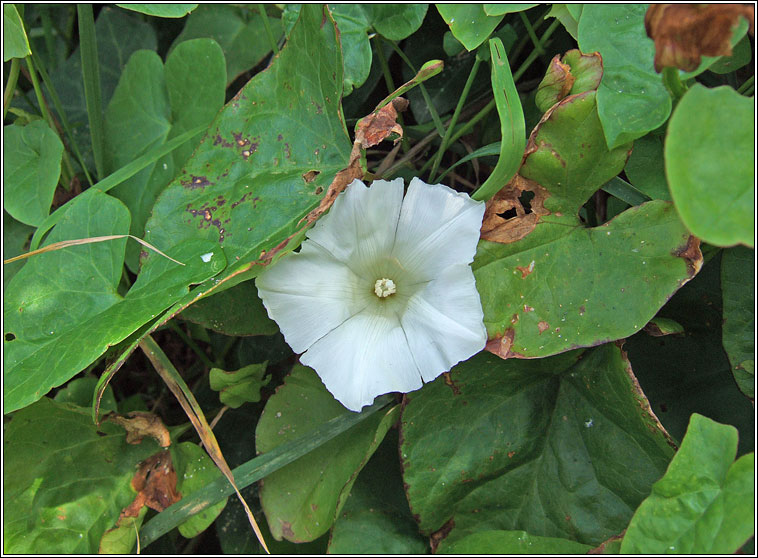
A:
[[122, 450, 182, 518], [645, 4, 755, 72], [481, 174, 551, 244], [355, 97, 409, 148], [105, 411, 172, 447]]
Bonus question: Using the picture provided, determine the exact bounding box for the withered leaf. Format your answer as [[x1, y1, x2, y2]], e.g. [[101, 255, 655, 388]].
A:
[[480, 174, 551, 244], [122, 450, 181, 518], [355, 97, 409, 148], [105, 411, 171, 447], [645, 4, 755, 72]]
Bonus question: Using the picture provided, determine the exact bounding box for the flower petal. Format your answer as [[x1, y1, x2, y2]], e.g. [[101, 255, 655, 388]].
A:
[[392, 177, 485, 281], [306, 178, 405, 278], [401, 264, 487, 382], [255, 241, 372, 353], [300, 306, 423, 411]]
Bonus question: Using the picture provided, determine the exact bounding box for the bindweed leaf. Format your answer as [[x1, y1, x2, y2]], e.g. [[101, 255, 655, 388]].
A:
[[256, 365, 400, 542], [3, 4, 31, 60], [209, 362, 269, 408], [437, 4, 504, 51], [401, 344, 675, 545], [3, 398, 161, 553], [665, 84, 754, 247], [721, 247, 755, 398], [3, 120, 64, 226], [438, 530, 592, 554], [116, 4, 197, 18], [621, 414, 754, 554]]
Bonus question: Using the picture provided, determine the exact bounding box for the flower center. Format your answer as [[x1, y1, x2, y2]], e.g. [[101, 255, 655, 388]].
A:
[[374, 278, 396, 298]]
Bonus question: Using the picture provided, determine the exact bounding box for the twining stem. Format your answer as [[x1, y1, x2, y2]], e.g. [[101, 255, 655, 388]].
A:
[[737, 75, 754, 96], [519, 11, 544, 55], [3, 58, 20, 120], [429, 57, 483, 182], [167, 321, 218, 370], [257, 4, 279, 55]]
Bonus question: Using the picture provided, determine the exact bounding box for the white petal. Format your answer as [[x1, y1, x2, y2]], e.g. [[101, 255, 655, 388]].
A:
[[255, 241, 372, 354], [401, 264, 487, 383], [306, 178, 404, 278], [392, 177, 485, 281], [300, 306, 423, 411]]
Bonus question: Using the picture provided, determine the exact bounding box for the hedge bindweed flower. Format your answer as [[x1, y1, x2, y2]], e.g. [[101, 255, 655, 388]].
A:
[[256, 178, 487, 411]]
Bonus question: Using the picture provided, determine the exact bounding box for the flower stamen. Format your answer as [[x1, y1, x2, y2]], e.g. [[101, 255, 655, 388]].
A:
[[374, 278, 397, 298]]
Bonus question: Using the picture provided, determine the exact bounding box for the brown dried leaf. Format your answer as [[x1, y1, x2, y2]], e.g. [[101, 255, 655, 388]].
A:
[[105, 411, 172, 447], [484, 328, 517, 359], [480, 174, 551, 244], [645, 4, 754, 72], [355, 97, 409, 148], [122, 450, 181, 518]]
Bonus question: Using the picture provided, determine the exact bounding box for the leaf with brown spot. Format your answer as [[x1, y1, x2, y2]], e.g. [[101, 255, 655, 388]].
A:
[[355, 97, 408, 148], [645, 4, 754, 72], [480, 175, 550, 244], [105, 411, 172, 447]]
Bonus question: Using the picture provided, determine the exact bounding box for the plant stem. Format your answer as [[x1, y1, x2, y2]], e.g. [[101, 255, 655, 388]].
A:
[[168, 321, 218, 370], [384, 38, 446, 138], [737, 75, 754, 96], [3, 58, 21, 120], [429, 57, 482, 182], [257, 4, 279, 55], [77, 4, 105, 179], [519, 11, 544, 55], [662, 66, 687, 101]]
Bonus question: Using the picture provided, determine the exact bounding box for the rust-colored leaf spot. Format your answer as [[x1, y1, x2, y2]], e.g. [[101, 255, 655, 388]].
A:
[[673, 235, 703, 279], [645, 4, 755, 72], [430, 518, 456, 554], [523, 304, 534, 313], [485, 328, 516, 359], [355, 97, 409, 149], [105, 411, 171, 447], [589, 533, 626, 554], [481, 174, 550, 244], [303, 170, 320, 183], [507, 451, 516, 458], [281, 520, 295, 539], [538, 321, 550, 334], [443, 372, 461, 395], [122, 450, 181, 518], [516, 260, 536, 278]]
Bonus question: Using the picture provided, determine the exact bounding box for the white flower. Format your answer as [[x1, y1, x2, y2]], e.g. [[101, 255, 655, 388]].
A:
[[256, 177, 487, 411]]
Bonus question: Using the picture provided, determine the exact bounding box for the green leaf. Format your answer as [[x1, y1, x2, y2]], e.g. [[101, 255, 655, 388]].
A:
[[170, 5, 282, 85], [400, 344, 675, 545], [535, 49, 603, 112], [209, 362, 269, 408], [256, 365, 399, 542], [484, 4, 538, 16], [104, 39, 226, 270], [34, 8, 157, 175], [3, 189, 227, 413], [283, 5, 426, 95], [625, 133, 671, 201], [476, 201, 698, 358], [54, 376, 117, 414], [179, 279, 278, 336], [2, 213, 34, 290], [521, 90, 632, 214], [116, 4, 197, 18], [138, 395, 394, 547], [3, 397, 160, 553], [98, 507, 147, 554], [438, 530, 592, 554], [473, 38, 525, 201], [621, 414, 754, 553], [3, 4, 31, 60], [143, 4, 351, 287], [436, 4, 504, 51], [546, 4, 580, 40], [327, 430, 428, 554], [665, 84, 754, 247], [171, 442, 227, 538], [709, 33, 752, 74], [3, 121, 63, 226], [721, 247, 755, 398], [578, 4, 671, 149]]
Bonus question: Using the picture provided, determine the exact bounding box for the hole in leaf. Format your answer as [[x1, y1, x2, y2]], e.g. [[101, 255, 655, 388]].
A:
[[519, 190, 535, 214], [5, 332, 16, 341], [303, 170, 320, 183], [497, 208, 519, 220]]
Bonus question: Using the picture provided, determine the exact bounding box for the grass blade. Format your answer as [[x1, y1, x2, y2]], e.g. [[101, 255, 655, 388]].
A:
[[138, 394, 395, 548], [139, 335, 270, 553], [473, 38, 525, 201], [77, 4, 105, 178]]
